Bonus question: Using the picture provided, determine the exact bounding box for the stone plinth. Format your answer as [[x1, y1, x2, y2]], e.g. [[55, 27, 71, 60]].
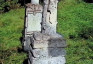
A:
[[32, 33, 66, 48], [28, 32, 66, 64]]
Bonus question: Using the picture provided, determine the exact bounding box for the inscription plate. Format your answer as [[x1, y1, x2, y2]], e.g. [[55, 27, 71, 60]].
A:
[[26, 13, 42, 34]]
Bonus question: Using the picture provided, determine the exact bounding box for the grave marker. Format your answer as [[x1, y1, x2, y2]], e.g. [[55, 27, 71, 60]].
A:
[[22, 0, 66, 64]]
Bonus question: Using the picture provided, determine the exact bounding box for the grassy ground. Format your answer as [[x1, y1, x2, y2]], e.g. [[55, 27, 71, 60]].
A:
[[0, 0, 93, 64], [0, 9, 27, 64], [57, 0, 93, 64]]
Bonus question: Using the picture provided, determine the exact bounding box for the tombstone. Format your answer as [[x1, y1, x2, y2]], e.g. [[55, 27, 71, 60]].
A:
[[22, 0, 66, 64]]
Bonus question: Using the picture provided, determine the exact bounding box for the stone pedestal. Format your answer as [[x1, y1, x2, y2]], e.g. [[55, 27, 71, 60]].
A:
[[28, 32, 66, 64]]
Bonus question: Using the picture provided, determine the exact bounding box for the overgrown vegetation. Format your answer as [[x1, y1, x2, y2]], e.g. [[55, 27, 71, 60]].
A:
[[0, 0, 93, 64]]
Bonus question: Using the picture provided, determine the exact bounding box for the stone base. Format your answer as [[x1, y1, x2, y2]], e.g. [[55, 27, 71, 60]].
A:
[[30, 56, 66, 64], [32, 32, 66, 48], [28, 48, 66, 64], [23, 32, 66, 64], [29, 48, 66, 58]]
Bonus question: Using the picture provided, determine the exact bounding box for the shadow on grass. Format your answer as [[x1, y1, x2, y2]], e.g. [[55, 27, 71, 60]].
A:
[[17, 47, 28, 64], [19, 36, 29, 64], [23, 58, 28, 64], [84, 0, 93, 3]]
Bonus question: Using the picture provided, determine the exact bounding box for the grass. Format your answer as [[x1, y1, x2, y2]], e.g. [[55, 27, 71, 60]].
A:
[[0, 0, 93, 64], [0, 8, 27, 64], [57, 0, 93, 64]]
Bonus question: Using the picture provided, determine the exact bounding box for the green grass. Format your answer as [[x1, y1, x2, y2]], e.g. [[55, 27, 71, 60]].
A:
[[0, 0, 93, 64], [0, 8, 27, 64], [57, 0, 93, 64]]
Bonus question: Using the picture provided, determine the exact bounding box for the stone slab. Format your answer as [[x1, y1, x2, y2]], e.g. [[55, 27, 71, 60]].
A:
[[32, 38, 66, 48], [32, 40, 48, 48], [33, 32, 50, 41], [48, 38, 66, 48], [26, 13, 42, 34], [30, 56, 66, 64], [29, 48, 66, 58]]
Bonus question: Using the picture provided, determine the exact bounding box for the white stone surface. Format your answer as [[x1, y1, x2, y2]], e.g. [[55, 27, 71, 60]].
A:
[[31, 0, 39, 4], [26, 13, 42, 33], [32, 56, 66, 64]]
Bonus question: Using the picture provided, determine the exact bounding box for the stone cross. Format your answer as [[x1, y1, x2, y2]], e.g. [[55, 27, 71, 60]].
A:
[[22, 0, 66, 64]]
